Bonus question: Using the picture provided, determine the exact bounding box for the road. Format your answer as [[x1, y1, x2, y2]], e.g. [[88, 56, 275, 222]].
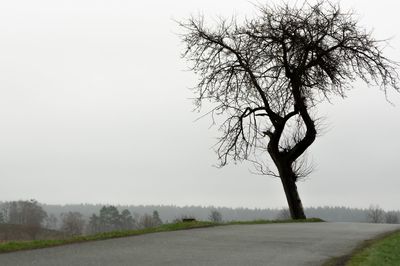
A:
[[0, 222, 399, 266]]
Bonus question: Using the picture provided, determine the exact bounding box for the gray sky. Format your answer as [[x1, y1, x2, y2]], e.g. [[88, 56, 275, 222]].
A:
[[0, 0, 399, 210]]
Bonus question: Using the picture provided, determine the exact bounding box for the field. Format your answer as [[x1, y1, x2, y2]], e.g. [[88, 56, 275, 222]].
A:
[[0, 224, 65, 243]]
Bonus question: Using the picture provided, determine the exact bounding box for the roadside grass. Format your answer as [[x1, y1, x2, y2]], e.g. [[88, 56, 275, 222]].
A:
[[346, 230, 400, 266], [227, 217, 323, 225], [0, 218, 323, 254], [323, 229, 400, 266], [0, 221, 216, 253]]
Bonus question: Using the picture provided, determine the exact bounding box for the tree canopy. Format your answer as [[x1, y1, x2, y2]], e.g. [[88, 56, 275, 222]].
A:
[[180, 1, 399, 219]]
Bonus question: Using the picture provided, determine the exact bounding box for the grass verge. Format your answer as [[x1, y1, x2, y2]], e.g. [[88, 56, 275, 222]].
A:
[[324, 229, 400, 266], [227, 217, 323, 225], [0, 218, 323, 254], [346, 230, 400, 266]]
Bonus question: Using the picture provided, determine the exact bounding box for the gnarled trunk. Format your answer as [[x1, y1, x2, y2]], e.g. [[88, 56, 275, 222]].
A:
[[269, 145, 307, 219], [278, 164, 306, 219], [268, 121, 308, 220]]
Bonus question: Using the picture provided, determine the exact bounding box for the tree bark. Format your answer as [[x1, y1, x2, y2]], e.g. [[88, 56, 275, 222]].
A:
[[278, 163, 306, 219], [268, 121, 307, 220]]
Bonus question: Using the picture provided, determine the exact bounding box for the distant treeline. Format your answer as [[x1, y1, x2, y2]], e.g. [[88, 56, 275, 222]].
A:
[[37, 203, 400, 224], [1, 201, 399, 232], [0, 200, 165, 240]]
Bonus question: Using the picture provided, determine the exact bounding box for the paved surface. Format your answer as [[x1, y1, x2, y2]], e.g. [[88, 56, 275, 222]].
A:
[[0, 222, 399, 266]]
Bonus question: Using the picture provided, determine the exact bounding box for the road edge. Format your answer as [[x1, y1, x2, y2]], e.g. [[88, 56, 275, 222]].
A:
[[322, 228, 400, 266]]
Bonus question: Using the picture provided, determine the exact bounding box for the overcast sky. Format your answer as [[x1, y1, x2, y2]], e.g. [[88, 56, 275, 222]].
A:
[[0, 0, 399, 210]]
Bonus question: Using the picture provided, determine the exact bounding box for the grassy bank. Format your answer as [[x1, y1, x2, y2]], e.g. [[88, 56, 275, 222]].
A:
[[346, 230, 400, 266], [227, 217, 323, 225], [0, 218, 323, 254], [324, 229, 400, 266]]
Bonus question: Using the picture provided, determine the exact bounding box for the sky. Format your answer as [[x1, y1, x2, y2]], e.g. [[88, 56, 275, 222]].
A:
[[0, 0, 399, 210]]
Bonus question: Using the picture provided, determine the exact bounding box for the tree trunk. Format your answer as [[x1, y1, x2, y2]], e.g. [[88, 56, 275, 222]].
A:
[[278, 164, 306, 219]]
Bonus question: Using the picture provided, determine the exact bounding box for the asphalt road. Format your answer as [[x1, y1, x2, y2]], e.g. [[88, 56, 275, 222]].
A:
[[0, 222, 399, 266]]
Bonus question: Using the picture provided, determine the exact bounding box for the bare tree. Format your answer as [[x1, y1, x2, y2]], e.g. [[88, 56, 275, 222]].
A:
[[385, 211, 399, 224], [2, 200, 47, 227], [367, 205, 385, 223], [180, 1, 399, 219], [44, 214, 58, 230], [139, 213, 157, 229], [276, 208, 291, 220], [61, 212, 85, 236], [209, 210, 223, 223], [1, 200, 48, 239]]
